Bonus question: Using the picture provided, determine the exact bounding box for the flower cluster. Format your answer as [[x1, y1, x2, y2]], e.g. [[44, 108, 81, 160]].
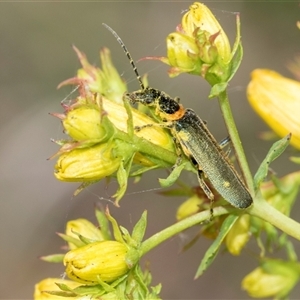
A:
[[51, 47, 176, 203], [143, 2, 243, 90], [40, 2, 300, 299], [35, 209, 161, 299]]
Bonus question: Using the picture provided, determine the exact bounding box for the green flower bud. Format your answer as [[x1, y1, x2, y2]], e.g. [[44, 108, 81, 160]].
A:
[[66, 219, 104, 249], [242, 259, 300, 298], [74, 46, 126, 104], [54, 143, 121, 182], [64, 241, 129, 284]]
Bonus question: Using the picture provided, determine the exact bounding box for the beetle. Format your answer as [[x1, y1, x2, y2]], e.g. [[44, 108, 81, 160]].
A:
[[103, 23, 253, 209]]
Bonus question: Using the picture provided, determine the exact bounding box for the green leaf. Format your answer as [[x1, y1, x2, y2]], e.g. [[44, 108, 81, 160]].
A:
[[195, 215, 238, 278], [209, 82, 228, 98], [105, 208, 124, 244], [130, 165, 159, 177], [227, 42, 243, 83], [254, 134, 291, 191], [123, 99, 134, 138], [131, 211, 147, 245], [77, 233, 98, 245], [54, 282, 76, 292], [114, 154, 134, 205], [95, 208, 112, 240], [57, 233, 86, 248], [125, 248, 140, 269], [159, 161, 188, 187], [43, 290, 77, 297], [40, 253, 65, 263], [120, 226, 131, 244]]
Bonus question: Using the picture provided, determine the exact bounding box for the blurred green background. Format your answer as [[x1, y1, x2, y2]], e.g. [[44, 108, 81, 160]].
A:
[[1, 1, 300, 299]]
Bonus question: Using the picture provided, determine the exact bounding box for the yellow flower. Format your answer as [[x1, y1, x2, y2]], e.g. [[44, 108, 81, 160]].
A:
[[66, 219, 104, 249], [64, 241, 130, 284], [247, 69, 300, 150], [34, 278, 81, 299], [242, 259, 300, 298], [225, 214, 250, 256], [176, 195, 203, 221], [54, 143, 123, 182]]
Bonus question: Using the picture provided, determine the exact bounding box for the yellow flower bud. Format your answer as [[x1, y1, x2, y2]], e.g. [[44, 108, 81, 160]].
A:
[[102, 98, 174, 152], [64, 241, 129, 284], [66, 219, 104, 249], [247, 69, 300, 150], [62, 105, 107, 142], [176, 195, 202, 221], [34, 278, 81, 299], [225, 214, 250, 256], [165, 32, 201, 76], [54, 143, 121, 182], [182, 2, 231, 64], [242, 259, 300, 298]]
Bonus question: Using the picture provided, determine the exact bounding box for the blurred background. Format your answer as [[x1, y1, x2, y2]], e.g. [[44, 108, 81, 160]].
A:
[[1, 1, 300, 299]]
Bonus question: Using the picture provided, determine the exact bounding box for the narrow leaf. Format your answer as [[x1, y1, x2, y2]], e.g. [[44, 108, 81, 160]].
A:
[[95, 208, 111, 240], [254, 134, 291, 191], [40, 254, 65, 263], [195, 215, 238, 278], [159, 161, 188, 187], [209, 82, 228, 98], [132, 211, 147, 244]]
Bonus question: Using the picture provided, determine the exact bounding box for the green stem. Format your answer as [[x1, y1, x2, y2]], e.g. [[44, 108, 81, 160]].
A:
[[217, 92, 300, 240], [218, 91, 254, 195], [249, 196, 300, 241], [140, 198, 300, 257], [114, 129, 178, 168], [140, 206, 235, 256]]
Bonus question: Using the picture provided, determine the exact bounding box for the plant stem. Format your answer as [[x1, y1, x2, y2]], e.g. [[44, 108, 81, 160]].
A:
[[140, 206, 235, 256], [217, 92, 300, 241], [114, 129, 177, 167], [218, 91, 254, 195], [249, 196, 300, 241]]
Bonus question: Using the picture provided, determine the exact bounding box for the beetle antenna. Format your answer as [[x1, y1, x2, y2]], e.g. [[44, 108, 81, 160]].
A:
[[103, 23, 145, 91]]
